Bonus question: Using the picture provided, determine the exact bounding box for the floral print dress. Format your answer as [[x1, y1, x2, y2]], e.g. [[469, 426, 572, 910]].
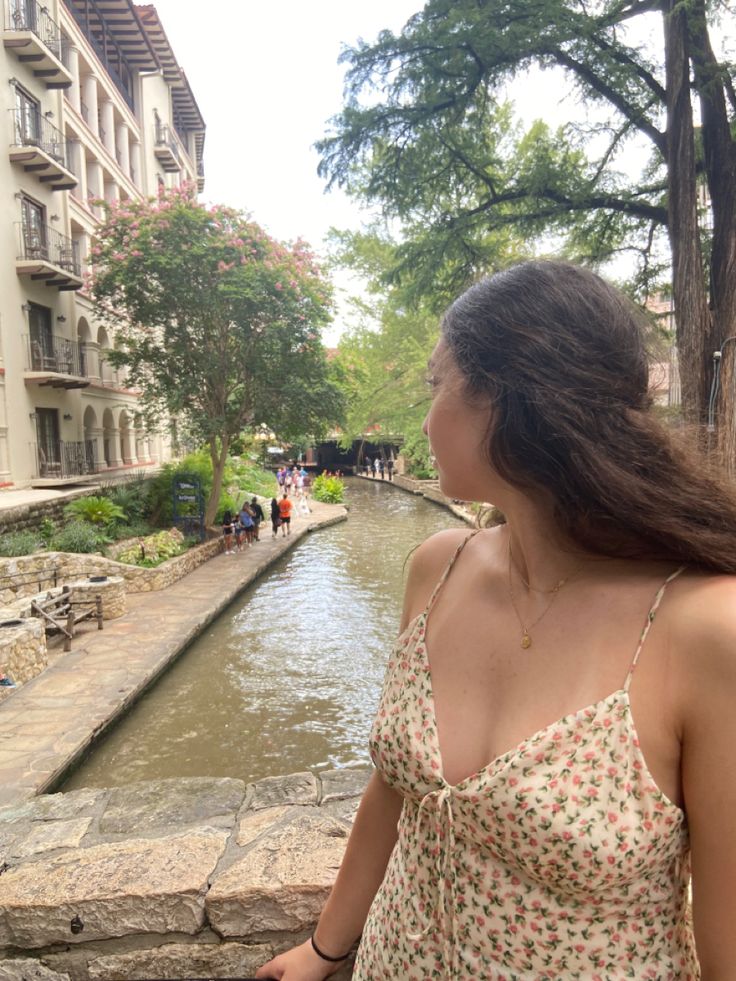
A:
[[354, 533, 699, 980]]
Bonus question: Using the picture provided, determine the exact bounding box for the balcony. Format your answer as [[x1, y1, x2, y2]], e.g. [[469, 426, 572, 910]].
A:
[[23, 333, 89, 389], [9, 108, 77, 190], [15, 222, 83, 290], [3, 0, 72, 89], [32, 439, 99, 483], [153, 120, 181, 172], [197, 158, 205, 193]]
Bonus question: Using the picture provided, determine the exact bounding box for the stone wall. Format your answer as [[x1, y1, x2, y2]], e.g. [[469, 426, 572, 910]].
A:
[[0, 537, 223, 606], [0, 769, 370, 980], [0, 619, 46, 693], [0, 491, 96, 537]]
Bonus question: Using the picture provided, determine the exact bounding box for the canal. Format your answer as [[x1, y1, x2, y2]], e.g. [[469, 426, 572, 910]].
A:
[[62, 479, 465, 790]]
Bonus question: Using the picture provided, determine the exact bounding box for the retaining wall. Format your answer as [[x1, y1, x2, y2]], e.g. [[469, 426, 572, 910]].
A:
[[0, 769, 369, 980]]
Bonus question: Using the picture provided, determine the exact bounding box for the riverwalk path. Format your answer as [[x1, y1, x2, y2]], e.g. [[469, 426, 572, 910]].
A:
[[0, 500, 347, 808]]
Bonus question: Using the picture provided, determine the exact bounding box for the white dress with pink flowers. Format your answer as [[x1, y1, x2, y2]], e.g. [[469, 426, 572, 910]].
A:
[[354, 534, 699, 979]]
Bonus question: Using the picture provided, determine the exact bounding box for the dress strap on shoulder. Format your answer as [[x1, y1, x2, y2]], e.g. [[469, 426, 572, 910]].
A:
[[425, 530, 481, 616], [623, 565, 686, 692]]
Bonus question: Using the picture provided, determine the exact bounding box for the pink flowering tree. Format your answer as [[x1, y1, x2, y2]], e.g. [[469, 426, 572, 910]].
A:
[[89, 185, 342, 525]]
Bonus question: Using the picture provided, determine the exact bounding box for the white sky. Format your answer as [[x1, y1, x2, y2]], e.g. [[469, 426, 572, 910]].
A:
[[147, 1, 420, 246]]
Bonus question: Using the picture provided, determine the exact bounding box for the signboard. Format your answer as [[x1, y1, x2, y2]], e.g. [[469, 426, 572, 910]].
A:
[[172, 474, 205, 541]]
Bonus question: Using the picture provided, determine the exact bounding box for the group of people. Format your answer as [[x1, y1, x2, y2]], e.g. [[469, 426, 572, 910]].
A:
[[276, 465, 311, 497], [363, 456, 394, 480], [221, 497, 265, 554]]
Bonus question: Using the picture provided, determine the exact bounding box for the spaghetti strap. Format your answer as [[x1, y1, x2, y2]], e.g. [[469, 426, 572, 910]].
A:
[[623, 565, 686, 692], [424, 530, 481, 617]]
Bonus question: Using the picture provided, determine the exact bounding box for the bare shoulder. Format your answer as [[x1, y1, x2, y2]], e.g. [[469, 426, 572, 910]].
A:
[[399, 527, 474, 630], [668, 572, 736, 721]]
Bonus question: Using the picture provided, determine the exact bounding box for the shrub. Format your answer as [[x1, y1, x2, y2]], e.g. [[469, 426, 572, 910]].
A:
[[39, 517, 56, 545], [0, 530, 41, 557], [53, 521, 105, 554], [312, 474, 345, 504], [117, 528, 186, 567], [102, 481, 150, 523], [65, 495, 126, 528]]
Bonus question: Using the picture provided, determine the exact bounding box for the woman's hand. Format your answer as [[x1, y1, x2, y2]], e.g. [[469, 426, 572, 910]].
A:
[[255, 939, 346, 980]]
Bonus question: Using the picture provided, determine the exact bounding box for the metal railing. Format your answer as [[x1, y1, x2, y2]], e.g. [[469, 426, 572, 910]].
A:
[[23, 333, 86, 376], [32, 439, 98, 479], [16, 222, 81, 277], [154, 120, 181, 166], [9, 108, 71, 169], [4, 0, 69, 63]]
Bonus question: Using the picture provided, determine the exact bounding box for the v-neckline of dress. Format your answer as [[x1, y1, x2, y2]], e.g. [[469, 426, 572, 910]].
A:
[[403, 609, 684, 814]]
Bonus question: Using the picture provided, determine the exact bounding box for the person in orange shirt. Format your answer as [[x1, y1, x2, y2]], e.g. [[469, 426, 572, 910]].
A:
[[277, 493, 292, 536]]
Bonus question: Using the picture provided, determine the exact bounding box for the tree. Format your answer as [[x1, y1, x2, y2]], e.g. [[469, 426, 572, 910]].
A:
[[318, 0, 736, 458], [328, 228, 441, 473], [89, 185, 343, 524]]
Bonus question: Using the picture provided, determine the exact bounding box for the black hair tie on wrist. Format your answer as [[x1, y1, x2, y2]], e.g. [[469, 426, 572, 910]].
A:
[[311, 932, 351, 962]]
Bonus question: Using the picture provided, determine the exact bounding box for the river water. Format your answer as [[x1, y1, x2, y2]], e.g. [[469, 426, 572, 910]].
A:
[[62, 479, 464, 790]]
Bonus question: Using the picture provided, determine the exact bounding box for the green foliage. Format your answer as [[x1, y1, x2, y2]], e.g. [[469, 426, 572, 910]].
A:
[[39, 518, 56, 545], [109, 519, 153, 542], [228, 458, 278, 499], [312, 474, 345, 504], [146, 450, 222, 526], [101, 481, 150, 523], [65, 496, 126, 528], [401, 430, 436, 479], [89, 186, 345, 523], [117, 529, 187, 567], [0, 530, 41, 557], [53, 521, 105, 554]]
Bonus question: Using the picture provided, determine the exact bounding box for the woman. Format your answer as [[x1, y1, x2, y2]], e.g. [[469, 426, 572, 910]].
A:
[[270, 497, 281, 539], [258, 261, 736, 979]]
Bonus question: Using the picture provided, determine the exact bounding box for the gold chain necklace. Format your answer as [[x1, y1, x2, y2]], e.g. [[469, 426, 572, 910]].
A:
[[507, 543, 580, 649]]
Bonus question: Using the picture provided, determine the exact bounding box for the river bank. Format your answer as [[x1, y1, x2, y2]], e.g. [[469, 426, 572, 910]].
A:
[[0, 500, 347, 807]]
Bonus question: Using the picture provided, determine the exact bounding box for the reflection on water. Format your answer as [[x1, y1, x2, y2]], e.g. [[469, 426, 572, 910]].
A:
[[62, 479, 464, 789]]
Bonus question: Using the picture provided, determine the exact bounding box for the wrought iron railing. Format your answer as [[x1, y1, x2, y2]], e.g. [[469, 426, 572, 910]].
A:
[[32, 439, 98, 479], [23, 333, 86, 376], [9, 108, 71, 169], [4, 0, 69, 63], [154, 120, 181, 166], [16, 222, 81, 277]]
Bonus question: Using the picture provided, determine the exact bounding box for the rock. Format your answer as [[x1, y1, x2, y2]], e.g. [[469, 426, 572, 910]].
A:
[[99, 778, 245, 834], [87, 941, 273, 980], [248, 772, 318, 810], [7, 818, 92, 859], [236, 805, 290, 847], [208, 811, 348, 936], [0, 829, 228, 948], [0, 790, 106, 826], [0, 960, 69, 981], [318, 768, 371, 803]]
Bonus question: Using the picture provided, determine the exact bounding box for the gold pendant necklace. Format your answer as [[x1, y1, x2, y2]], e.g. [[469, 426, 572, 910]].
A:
[[507, 542, 580, 649]]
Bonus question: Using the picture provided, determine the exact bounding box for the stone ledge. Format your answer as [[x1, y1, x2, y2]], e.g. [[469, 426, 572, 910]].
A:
[[0, 769, 371, 978]]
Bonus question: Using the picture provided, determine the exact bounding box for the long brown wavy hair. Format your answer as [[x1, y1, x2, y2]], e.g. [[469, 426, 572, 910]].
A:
[[442, 260, 736, 573]]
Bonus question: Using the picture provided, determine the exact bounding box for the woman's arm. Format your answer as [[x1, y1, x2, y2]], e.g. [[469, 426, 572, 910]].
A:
[[255, 770, 403, 980], [677, 579, 736, 979]]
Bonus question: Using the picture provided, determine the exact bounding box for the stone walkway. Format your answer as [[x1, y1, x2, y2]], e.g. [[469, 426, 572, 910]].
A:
[[0, 501, 347, 807]]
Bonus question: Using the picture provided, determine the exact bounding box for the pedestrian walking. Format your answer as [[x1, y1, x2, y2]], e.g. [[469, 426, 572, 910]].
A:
[[373, 457, 380, 478], [270, 497, 281, 538], [250, 497, 265, 541], [378, 458, 385, 480], [278, 492, 293, 535], [221, 509, 235, 554], [387, 457, 394, 481]]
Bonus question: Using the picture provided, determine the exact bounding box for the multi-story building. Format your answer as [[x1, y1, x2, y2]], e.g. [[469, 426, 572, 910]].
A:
[[0, 0, 205, 486]]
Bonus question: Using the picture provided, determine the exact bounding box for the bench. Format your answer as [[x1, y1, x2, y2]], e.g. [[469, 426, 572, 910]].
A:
[[30, 585, 103, 652]]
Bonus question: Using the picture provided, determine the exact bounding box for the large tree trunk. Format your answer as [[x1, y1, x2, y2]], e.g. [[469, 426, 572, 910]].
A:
[[686, 0, 736, 471], [205, 434, 230, 527], [663, 0, 712, 427]]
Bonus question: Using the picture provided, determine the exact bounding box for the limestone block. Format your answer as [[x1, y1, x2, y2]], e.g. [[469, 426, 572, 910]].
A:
[[318, 768, 371, 804], [0, 959, 70, 981], [248, 772, 318, 811], [0, 829, 228, 948], [7, 818, 92, 859], [99, 778, 245, 834], [207, 812, 348, 936], [236, 805, 290, 847], [0, 789, 106, 826], [87, 941, 273, 980]]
